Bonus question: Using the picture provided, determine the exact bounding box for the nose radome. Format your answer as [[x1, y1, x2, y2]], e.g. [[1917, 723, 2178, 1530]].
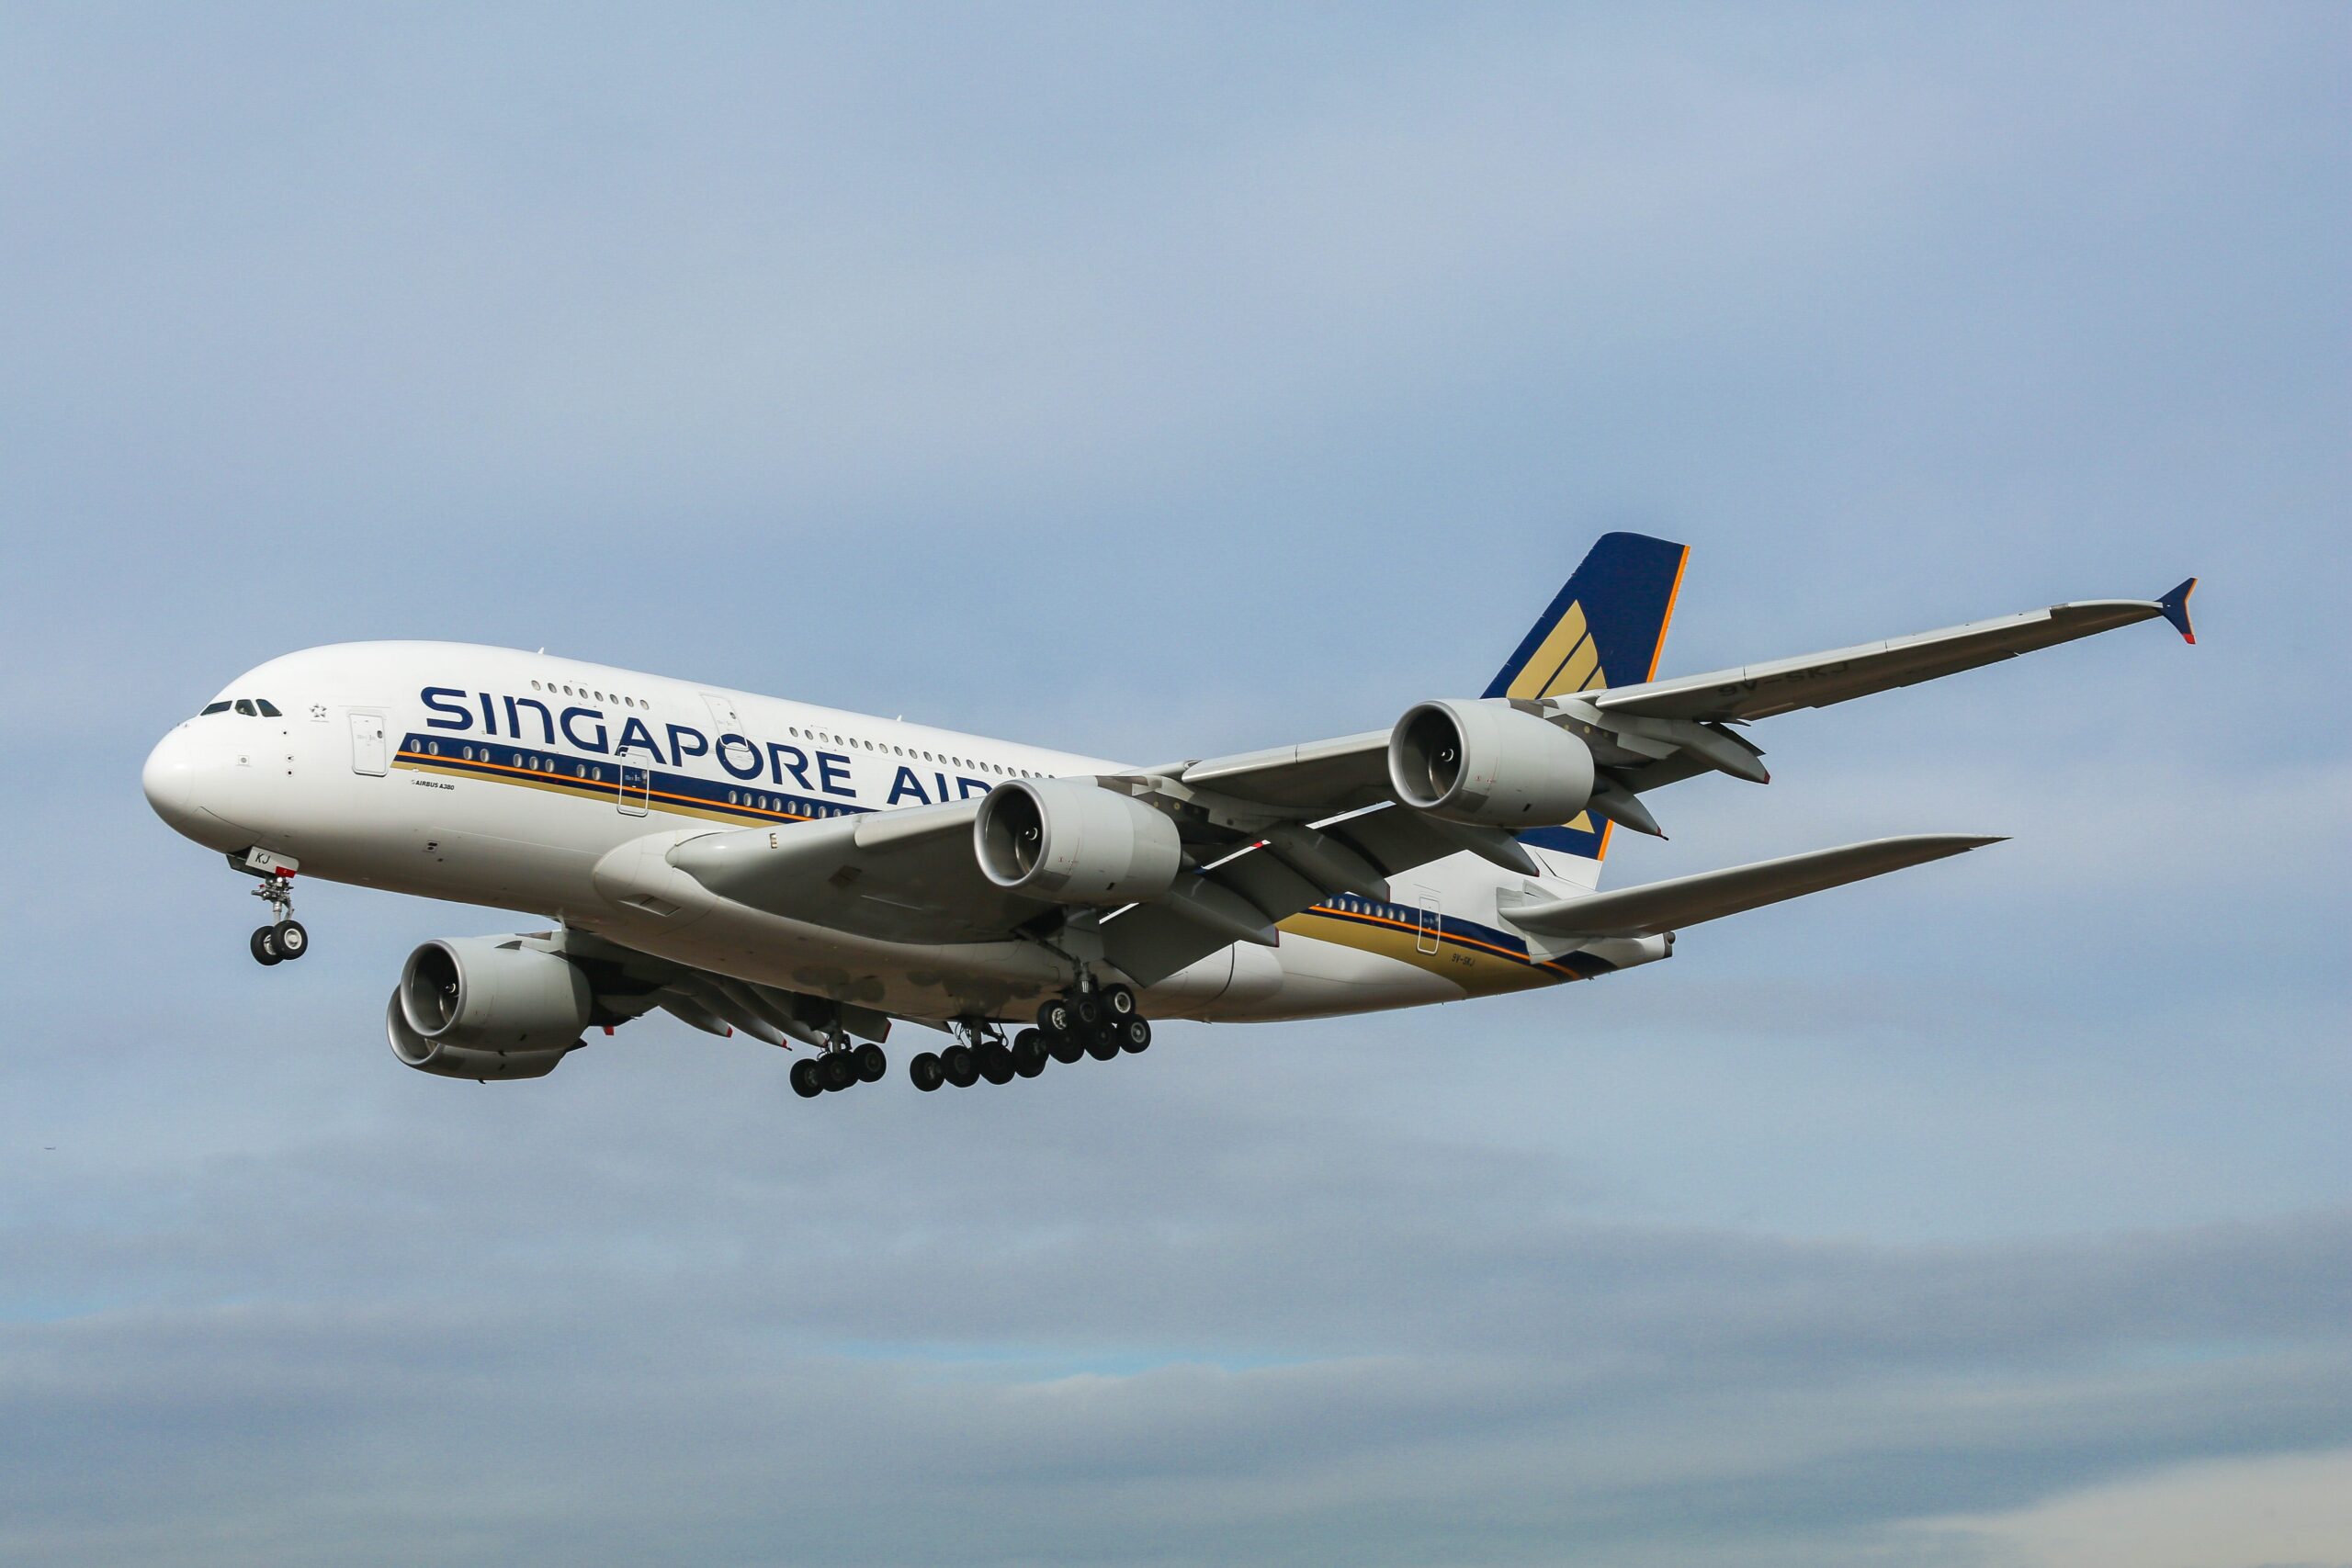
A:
[[142, 727, 196, 821]]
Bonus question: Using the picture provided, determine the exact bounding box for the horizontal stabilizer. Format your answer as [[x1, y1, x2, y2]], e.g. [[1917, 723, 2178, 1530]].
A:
[[1499, 834, 2003, 939]]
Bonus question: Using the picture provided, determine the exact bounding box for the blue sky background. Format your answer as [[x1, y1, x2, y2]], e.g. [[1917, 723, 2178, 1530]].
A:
[[2, 5, 2347, 1564]]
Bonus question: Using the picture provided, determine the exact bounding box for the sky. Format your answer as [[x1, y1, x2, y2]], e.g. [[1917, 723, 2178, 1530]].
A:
[[1, 4, 2347, 1564]]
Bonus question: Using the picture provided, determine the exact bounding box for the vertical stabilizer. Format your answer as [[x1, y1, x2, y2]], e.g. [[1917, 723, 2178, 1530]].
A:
[[1483, 533, 1688, 874]]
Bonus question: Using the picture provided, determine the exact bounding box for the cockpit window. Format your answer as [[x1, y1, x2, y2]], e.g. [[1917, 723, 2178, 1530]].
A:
[[254, 699, 282, 716], [200, 701, 232, 716], [233, 700, 257, 716]]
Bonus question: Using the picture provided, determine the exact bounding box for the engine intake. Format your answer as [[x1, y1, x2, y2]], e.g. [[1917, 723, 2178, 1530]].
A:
[[396, 937, 593, 1057], [1388, 699, 1597, 829], [386, 992, 576, 1080], [974, 778, 1183, 905]]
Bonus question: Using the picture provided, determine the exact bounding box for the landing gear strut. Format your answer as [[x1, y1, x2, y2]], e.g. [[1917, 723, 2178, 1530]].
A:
[[247, 874, 308, 965]]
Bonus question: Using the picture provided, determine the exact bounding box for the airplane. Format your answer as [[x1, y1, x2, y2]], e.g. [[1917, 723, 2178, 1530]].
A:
[[139, 534, 2198, 1097]]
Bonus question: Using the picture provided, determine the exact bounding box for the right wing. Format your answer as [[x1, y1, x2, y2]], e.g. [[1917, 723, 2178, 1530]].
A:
[[1540, 579, 2199, 826], [1589, 581, 2198, 725]]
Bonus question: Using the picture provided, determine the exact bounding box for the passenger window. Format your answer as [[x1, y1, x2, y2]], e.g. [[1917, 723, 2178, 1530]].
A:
[[201, 701, 231, 716]]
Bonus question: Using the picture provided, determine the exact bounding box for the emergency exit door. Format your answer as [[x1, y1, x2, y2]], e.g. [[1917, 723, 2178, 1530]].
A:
[[616, 757, 650, 815], [348, 712, 388, 776]]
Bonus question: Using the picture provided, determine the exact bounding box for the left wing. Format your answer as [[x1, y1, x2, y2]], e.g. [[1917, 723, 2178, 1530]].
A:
[[654, 747, 1503, 988]]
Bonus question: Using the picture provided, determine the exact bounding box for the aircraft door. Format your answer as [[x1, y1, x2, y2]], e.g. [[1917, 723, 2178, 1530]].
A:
[[349, 712, 388, 776], [1416, 893, 1442, 955], [616, 755, 650, 816]]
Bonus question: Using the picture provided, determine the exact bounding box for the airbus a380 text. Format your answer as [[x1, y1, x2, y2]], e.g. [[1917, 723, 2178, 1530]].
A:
[[141, 535, 2197, 1096]]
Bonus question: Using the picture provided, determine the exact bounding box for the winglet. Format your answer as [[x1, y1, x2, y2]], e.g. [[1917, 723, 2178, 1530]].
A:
[[2158, 578, 2199, 644]]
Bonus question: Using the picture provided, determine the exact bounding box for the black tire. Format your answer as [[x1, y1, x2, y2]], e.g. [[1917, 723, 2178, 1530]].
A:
[[854, 1042, 888, 1083], [1012, 1029, 1047, 1077], [1047, 1031, 1084, 1065], [1084, 1025, 1121, 1062], [910, 1053, 944, 1092], [790, 1058, 823, 1099], [250, 926, 282, 965], [977, 1039, 1015, 1085], [820, 1052, 857, 1091], [274, 919, 309, 960], [1073, 993, 1103, 1029], [1102, 984, 1136, 1020], [1121, 1017, 1152, 1054], [1036, 998, 1073, 1038], [942, 1043, 978, 1088]]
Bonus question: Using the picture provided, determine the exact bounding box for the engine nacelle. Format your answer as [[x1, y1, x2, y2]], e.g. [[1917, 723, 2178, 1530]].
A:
[[386, 993, 576, 1080], [974, 778, 1183, 905], [1388, 698, 1598, 829], [396, 937, 593, 1056]]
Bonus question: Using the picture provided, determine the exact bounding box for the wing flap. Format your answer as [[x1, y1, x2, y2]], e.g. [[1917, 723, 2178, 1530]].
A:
[[1499, 834, 2003, 938], [1169, 729, 1392, 812]]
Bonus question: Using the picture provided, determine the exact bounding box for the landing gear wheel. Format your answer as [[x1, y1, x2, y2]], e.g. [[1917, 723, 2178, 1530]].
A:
[[273, 919, 309, 960], [1011, 1029, 1047, 1077], [820, 1051, 857, 1091], [854, 1043, 888, 1083], [790, 1058, 823, 1099], [1037, 998, 1073, 1038], [1073, 993, 1103, 1030], [1084, 1024, 1121, 1062], [941, 1043, 978, 1089], [1102, 984, 1136, 1021], [250, 926, 283, 965], [977, 1039, 1015, 1085], [910, 1053, 944, 1092], [1047, 1030, 1085, 1066], [1120, 1018, 1152, 1054]]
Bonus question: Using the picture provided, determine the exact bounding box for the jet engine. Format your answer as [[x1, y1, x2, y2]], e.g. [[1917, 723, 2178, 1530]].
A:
[[1388, 698, 1598, 829], [974, 778, 1183, 905], [387, 937, 593, 1080]]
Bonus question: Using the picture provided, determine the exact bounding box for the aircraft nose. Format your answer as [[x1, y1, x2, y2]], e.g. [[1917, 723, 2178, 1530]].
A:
[[141, 726, 204, 836]]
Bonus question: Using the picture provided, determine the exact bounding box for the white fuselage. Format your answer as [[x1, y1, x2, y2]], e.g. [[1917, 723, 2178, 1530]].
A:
[[142, 642, 1648, 1026]]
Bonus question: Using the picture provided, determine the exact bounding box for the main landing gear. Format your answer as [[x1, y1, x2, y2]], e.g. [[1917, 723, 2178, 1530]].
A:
[[790, 1040, 888, 1100], [907, 984, 1151, 1092], [247, 874, 309, 966]]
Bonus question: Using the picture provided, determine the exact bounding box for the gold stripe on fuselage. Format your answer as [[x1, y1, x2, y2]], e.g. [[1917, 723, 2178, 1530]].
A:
[[1278, 908, 1574, 998], [400, 748, 1587, 996]]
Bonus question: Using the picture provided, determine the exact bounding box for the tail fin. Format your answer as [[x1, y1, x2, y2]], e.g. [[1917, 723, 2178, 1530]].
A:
[[1485, 532, 1689, 867]]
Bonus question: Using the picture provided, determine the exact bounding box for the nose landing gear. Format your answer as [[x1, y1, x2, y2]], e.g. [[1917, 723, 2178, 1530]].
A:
[[246, 873, 309, 965]]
